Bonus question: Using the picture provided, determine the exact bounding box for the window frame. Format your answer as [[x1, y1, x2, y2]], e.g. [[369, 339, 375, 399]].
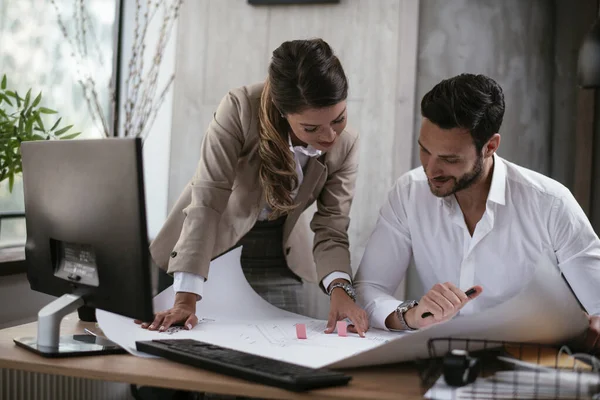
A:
[[0, 0, 124, 275], [0, 212, 26, 275]]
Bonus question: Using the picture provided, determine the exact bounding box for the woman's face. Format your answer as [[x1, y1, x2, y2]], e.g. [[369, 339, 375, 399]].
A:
[[284, 101, 347, 152]]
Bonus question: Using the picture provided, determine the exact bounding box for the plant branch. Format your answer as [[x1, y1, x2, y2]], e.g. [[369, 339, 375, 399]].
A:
[[53, 0, 183, 140]]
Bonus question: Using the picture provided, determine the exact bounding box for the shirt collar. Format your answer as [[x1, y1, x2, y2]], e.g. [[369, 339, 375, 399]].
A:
[[287, 134, 322, 158], [438, 153, 506, 208], [487, 153, 506, 205]]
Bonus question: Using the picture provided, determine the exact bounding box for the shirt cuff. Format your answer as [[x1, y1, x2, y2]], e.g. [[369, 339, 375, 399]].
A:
[[173, 271, 205, 299], [321, 272, 352, 293], [371, 298, 403, 331]]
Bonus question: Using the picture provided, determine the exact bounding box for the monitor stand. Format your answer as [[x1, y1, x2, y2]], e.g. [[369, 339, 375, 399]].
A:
[[13, 294, 125, 357]]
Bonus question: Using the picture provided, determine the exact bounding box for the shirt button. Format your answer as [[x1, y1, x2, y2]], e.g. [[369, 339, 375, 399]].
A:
[[170, 251, 177, 258]]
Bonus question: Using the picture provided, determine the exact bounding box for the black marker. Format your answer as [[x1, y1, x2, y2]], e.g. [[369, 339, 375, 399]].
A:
[[421, 288, 478, 319]]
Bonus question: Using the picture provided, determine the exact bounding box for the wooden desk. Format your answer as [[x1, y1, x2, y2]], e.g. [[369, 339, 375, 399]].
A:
[[0, 316, 425, 399]]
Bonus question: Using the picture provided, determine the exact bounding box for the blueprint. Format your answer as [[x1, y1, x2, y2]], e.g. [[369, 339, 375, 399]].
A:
[[96, 247, 401, 367], [97, 247, 589, 369]]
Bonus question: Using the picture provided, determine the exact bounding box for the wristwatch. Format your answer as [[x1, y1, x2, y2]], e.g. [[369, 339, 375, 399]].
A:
[[395, 300, 419, 331], [327, 281, 356, 302]]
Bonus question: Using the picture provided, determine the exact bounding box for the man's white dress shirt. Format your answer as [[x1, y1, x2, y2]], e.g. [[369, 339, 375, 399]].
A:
[[355, 154, 600, 330], [174, 136, 351, 298]]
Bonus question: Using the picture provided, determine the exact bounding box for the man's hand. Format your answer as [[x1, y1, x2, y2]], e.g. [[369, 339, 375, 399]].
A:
[[134, 292, 199, 331], [324, 280, 369, 337], [391, 283, 483, 330], [583, 314, 600, 354]]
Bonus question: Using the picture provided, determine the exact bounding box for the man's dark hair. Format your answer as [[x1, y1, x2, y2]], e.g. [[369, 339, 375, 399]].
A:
[[421, 73, 505, 152]]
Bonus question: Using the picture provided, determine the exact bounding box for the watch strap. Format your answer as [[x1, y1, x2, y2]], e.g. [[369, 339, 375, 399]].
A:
[[328, 282, 356, 302], [396, 300, 419, 331]]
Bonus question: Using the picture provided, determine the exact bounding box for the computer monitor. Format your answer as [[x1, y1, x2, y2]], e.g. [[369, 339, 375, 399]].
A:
[[13, 138, 154, 357]]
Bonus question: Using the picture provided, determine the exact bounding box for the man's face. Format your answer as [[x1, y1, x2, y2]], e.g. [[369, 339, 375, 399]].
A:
[[418, 118, 484, 198]]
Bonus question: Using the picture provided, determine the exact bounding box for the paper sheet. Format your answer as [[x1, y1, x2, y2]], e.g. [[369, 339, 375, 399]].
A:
[[97, 248, 588, 369], [424, 375, 595, 400], [331, 255, 588, 368], [96, 247, 400, 366], [424, 370, 600, 399]]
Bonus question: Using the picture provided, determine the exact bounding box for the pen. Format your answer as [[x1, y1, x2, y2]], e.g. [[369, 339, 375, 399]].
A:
[[421, 288, 478, 319]]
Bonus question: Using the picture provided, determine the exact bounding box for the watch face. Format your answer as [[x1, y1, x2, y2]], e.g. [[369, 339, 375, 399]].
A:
[[399, 300, 416, 310]]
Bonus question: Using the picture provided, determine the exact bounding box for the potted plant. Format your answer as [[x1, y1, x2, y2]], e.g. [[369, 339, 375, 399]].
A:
[[0, 74, 80, 193]]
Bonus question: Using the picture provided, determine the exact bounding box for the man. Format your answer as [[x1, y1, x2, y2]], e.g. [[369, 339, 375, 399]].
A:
[[351, 73, 600, 351]]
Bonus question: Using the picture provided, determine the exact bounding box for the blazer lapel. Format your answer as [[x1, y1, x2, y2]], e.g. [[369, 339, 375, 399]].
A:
[[283, 157, 326, 242]]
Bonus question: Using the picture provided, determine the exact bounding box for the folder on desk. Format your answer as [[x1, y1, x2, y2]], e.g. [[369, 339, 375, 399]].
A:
[[504, 345, 593, 371]]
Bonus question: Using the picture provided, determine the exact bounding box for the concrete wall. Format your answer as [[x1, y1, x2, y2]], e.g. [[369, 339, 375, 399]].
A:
[[405, 0, 555, 298], [406, 0, 593, 299], [169, 0, 591, 306], [412, 0, 554, 173], [552, 0, 598, 194], [2, 0, 591, 326], [168, 0, 420, 275]]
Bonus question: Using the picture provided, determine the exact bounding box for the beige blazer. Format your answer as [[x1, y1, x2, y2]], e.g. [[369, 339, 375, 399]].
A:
[[150, 82, 359, 285]]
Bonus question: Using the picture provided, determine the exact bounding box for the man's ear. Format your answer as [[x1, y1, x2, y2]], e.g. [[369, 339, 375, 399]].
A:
[[483, 134, 501, 158]]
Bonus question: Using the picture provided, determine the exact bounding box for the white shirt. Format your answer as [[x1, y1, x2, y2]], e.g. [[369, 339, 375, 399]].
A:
[[355, 154, 600, 330], [174, 136, 351, 298]]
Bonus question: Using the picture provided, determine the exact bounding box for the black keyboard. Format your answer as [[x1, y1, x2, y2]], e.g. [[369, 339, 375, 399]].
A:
[[135, 339, 352, 392]]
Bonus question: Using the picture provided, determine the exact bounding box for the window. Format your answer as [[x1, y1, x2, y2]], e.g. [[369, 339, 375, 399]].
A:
[[0, 0, 118, 249]]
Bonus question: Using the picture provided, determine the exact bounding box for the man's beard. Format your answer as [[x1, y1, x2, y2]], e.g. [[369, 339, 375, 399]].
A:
[[427, 156, 484, 198]]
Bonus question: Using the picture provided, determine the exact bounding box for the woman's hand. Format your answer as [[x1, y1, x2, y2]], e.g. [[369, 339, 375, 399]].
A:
[[134, 292, 199, 331], [325, 288, 369, 337]]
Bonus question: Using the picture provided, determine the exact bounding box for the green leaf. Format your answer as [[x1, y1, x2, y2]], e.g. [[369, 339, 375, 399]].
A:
[[32, 92, 42, 108], [60, 132, 80, 140], [34, 113, 45, 132], [23, 89, 31, 110], [39, 107, 57, 114], [1, 75, 6, 90], [15, 91, 21, 108], [0, 93, 13, 107], [8, 172, 14, 192], [5, 90, 17, 99], [25, 115, 34, 136], [55, 124, 73, 136], [50, 117, 62, 131]]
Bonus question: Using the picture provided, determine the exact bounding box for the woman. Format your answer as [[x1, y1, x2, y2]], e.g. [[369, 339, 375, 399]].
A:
[[140, 38, 368, 336]]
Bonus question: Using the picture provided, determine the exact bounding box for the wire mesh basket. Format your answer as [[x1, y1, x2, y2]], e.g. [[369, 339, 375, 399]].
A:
[[417, 338, 600, 399]]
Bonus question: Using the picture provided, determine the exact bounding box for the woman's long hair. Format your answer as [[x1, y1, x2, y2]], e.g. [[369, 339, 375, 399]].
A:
[[258, 38, 348, 219]]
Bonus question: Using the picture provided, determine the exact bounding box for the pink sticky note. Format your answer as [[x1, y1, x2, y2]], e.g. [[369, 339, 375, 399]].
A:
[[336, 321, 347, 337], [296, 323, 307, 339]]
